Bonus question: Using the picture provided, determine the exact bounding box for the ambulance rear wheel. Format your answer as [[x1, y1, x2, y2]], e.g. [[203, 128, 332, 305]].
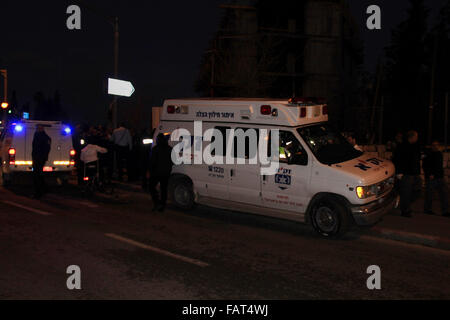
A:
[[310, 198, 350, 238], [171, 179, 194, 210]]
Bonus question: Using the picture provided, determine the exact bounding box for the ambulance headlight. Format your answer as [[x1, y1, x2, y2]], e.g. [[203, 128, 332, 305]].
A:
[[356, 185, 377, 199]]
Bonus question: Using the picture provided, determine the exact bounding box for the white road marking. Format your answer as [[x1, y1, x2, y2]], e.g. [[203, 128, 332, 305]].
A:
[[46, 194, 99, 208], [360, 235, 450, 257], [1, 200, 52, 216], [105, 233, 210, 268], [373, 228, 439, 242], [79, 201, 99, 208]]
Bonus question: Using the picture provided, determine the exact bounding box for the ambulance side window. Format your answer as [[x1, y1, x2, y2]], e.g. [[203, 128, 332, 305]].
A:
[[233, 128, 259, 160], [213, 126, 229, 156], [191, 135, 202, 152]]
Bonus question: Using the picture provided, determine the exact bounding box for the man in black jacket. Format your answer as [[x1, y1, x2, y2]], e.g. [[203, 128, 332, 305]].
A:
[[32, 124, 51, 199], [149, 133, 173, 212], [394, 130, 422, 218], [423, 141, 449, 217]]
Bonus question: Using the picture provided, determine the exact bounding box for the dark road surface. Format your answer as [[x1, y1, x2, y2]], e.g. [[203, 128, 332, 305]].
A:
[[0, 181, 449, 300]]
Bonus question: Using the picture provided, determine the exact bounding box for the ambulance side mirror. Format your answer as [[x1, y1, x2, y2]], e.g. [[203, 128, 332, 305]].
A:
[[289, 153, 308, 166]]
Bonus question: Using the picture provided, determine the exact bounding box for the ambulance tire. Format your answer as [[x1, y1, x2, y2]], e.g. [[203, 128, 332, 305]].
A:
[[171, 178, 195, 210], [310, 197, 351, 238]]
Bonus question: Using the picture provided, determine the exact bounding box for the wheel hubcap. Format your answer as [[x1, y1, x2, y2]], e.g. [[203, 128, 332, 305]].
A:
[[315, 206, 337, 233], [175, 185, 190, 206]]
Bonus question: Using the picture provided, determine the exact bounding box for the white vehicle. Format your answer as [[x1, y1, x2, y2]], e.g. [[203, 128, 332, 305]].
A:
[[155, 98, 396, 237], [0, 120, 76, 186]]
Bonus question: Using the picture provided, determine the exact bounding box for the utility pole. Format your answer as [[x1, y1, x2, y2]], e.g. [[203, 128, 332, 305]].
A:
[[207, 41, 217, 98], [112, 17, 119, 129], [1, 69, 7, 126], [445, 92, 448, 152], [0, 70, 6, 102], [428, 33, 439, 145], [76, 1, 120, 129], [210, 50, 215, 98], [378, 96, 384, 145], [370, 62, 383, 145]]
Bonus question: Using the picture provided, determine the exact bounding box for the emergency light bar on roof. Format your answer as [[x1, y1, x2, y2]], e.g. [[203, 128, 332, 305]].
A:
[[161, 98, 329, 127], [288, 97, 327, 106]]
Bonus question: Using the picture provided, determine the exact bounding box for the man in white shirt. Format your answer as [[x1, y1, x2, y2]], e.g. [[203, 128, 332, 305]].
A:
[[110, 123, 133, 181], [80, 144, 108, 164], [111, 124, 132, 150], [81, 144, 108, 183]]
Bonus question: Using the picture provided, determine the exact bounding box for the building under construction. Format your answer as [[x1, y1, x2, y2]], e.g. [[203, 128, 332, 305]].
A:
[[196, 0, 363, 125]]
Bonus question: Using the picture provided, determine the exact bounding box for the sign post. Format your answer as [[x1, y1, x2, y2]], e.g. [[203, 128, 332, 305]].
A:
[[445, 92, 448, 153], [107, 77, 135, 179], [1, 69, 8, 127]]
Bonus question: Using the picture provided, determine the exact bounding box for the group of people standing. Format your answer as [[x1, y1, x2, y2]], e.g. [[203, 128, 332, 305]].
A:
[[342, 130, 448, 218], [72, 124, 173, 212], [72, 123, 145, 185], [392, 131, 449, 218], [31, 122, 173, 212]]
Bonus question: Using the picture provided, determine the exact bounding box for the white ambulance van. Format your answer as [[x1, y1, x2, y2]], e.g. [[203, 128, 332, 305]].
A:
[[155, 98, 396, 237], [0, 120, 76, 186]]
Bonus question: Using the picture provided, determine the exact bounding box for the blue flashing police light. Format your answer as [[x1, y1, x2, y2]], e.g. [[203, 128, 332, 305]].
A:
[[62, 126, 72, 135], [14, 124, 24, 133]]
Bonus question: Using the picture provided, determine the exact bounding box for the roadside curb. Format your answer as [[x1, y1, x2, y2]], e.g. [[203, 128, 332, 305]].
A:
[[370, 227, 450, 251]]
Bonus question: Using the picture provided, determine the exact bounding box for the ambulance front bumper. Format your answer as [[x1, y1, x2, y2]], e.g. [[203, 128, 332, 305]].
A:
[[350, 191, 396, 226]]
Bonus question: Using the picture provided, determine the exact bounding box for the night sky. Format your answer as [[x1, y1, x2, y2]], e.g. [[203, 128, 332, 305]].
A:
[[0, 0, 444, 126]]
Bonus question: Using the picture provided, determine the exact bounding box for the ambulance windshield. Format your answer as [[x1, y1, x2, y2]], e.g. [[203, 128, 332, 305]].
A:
[[297, 124, 362, 165]]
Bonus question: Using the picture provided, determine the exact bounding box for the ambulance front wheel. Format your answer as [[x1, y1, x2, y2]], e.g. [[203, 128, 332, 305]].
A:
[[310, 198, 351, 238], [171, 178, 195, 210]]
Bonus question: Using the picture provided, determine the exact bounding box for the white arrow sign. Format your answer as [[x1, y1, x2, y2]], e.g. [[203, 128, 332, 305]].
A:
[[108, 78, 135, 97]]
